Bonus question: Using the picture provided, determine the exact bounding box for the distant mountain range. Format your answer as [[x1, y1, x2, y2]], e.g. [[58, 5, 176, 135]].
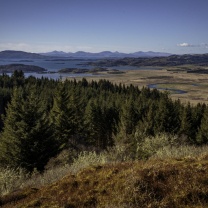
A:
[[0, 50, 172, 59], [39, 50, 173, 57], [0, 50, 207, 61]]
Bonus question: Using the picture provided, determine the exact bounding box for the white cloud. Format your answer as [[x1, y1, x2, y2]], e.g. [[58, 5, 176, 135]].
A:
[[177, 43, 199, 47], [177, 43, 208, 47], [177, 43, 189, 47], [162, 48, 165, 50], [206, 46, 208, 49]]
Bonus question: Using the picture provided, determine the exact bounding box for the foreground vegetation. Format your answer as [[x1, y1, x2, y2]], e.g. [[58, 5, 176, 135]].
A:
[[1, 137, 208, 207], [0, 70, 208, 207]]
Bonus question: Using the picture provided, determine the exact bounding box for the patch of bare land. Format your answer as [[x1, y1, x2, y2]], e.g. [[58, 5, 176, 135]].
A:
[[64, 65, 208, 106]]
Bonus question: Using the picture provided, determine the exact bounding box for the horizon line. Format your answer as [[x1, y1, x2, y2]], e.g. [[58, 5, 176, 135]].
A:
[[1, 50, 208, 56]]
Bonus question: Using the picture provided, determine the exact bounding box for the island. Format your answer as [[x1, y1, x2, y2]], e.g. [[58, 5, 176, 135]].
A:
[[58, 68, 89, 73], [81, 54, 208, 67], [0, 64, 47, 73], [11, 60, 35, 62], [0, 50, 49, 59], [58, 67, 108, 73], [107, 69, 125, 74], [45, 59, 100, 62]]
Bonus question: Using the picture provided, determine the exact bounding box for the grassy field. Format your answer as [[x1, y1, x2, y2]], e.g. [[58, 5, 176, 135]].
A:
[[64, 66, 208, 106]]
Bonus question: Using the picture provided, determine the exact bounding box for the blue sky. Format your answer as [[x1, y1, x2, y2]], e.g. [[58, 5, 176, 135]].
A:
[[0, 0, 208, 54]]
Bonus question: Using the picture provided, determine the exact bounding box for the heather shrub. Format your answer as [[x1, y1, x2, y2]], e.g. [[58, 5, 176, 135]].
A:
[[136, 132, 186, 159], [70, 151, 109, 174], [0, 167, 28, 196], [105, 142, 133, 163], [135, 131, 208, 160], [151, 143, 208, 160]]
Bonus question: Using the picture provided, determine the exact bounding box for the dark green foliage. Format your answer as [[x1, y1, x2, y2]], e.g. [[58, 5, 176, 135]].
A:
[[178, 103, 195, 144], [11, 70, 25, 79], [0, 87, 56, 173], [0, 70, 208, 173], [154, 92, 179, 134], [192, 103, 206, 138], [119, 98, 138, 135], [84, 100, 106, 149], [139, 101, 156, 136], [49, 83, 73, 151], [196, 107, 208, 144], [69, 85, 84, 135]]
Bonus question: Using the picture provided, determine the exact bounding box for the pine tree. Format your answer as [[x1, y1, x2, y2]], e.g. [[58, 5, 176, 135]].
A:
[[50, 83, 74, 151], [119, 98, 137, 136], [196, 107, 208, 144], [138, 101, 156, 136], [154, 93, 178, 134], [0, 87, 56, 173], [178, 102, 195, 144], [84, 99, 105, 148], [69, 85, 84, 136], [192, 103, 206, 137]]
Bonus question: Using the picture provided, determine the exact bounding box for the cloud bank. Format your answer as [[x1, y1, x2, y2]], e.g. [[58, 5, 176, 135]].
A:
[[177, 43, 208, 48], [177, 43, 199, 47]]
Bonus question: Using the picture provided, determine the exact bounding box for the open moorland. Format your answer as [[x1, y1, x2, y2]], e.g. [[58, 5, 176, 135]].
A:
[[65, 65, 208, 106]]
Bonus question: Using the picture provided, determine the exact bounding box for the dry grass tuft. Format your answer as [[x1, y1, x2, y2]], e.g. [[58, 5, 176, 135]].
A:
[[198, 152, 208, 161], [1, 133, 208, 207], [1, 157, 208, 207]]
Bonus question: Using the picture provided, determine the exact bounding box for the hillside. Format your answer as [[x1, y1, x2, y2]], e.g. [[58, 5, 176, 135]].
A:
[[82, 53, 208, 67], [1, 155, 208, 208], [0, 50, 48, 59], [0, 72, 208, 207], [0, 64, 47, 73]]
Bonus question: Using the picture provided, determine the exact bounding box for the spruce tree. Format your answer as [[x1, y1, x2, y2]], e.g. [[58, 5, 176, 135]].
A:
[[178, 102, 195, 144], [50, 83, 74, 151], [196, 107, 208, 144], [69, 85, 84, 136], [154, 93, 178, 134], [84, 99, 105, 148], [192, 103, 206, 138], [0, 87, 56, 173], [119, 98, 137, 136], [138, 101, 156, 136]]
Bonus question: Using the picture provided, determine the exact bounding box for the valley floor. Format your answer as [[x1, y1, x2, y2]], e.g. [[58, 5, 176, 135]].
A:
[[65, 66, 208, 106]]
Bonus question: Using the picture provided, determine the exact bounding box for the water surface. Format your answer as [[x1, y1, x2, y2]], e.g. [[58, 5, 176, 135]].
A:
[[0, 58, 162, 80]]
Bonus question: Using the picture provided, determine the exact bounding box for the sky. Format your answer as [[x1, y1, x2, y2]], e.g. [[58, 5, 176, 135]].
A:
[[0, 0, 208, 54]]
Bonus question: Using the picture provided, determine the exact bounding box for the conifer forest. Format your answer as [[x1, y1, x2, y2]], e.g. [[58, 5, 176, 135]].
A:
[[0, 70, 207, 174]]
